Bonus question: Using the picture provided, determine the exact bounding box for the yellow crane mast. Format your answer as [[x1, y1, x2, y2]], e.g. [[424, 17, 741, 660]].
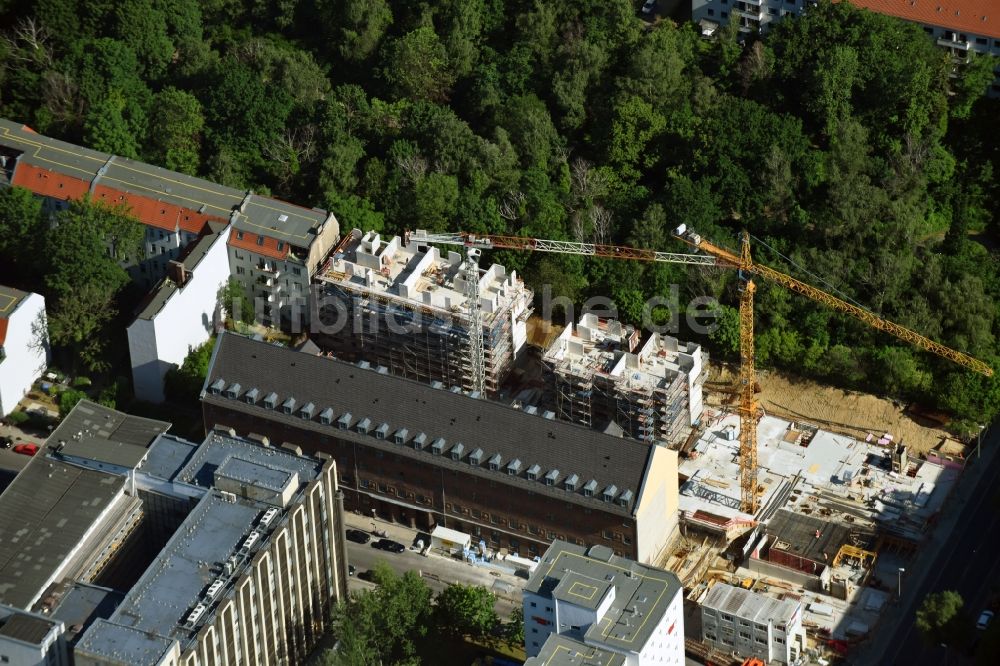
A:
[[409, 228, 994, 516]]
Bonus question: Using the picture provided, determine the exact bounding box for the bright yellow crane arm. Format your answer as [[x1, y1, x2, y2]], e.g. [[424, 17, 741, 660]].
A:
[[750, 261, 994, 377]]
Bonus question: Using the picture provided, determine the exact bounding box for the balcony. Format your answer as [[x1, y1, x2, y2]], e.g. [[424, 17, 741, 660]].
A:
[[733, 5, 764, 20], [937, 33, 970, 49], [257, 262, 281, 277]]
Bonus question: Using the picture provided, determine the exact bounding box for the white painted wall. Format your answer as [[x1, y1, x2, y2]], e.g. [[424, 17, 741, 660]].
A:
[[634, 445, 680, 565], [128, 230, 231, 402], [0, 292, 48, 416]]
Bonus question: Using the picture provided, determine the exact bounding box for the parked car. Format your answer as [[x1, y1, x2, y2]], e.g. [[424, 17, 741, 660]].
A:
[[13, 443, 38, 456], [345, 529, 371, 545], [0, 436, 13, 449], [977, 610, 994, 630], [348, 564, 356, 577], [641, 0, 657, 14], [371, 538, 406, 553]]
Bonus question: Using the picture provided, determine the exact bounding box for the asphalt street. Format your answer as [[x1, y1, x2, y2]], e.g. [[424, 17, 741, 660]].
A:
[[874, 437, 1000, 666]]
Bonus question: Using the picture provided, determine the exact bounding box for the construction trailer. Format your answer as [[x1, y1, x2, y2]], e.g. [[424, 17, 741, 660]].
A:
[[543, 313, 707, 445], [312, 229, 532, 396]]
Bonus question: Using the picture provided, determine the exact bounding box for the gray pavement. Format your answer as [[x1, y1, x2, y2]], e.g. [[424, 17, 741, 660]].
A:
[[342, 511, 526, 620], [0, 422, 46, 493], [850, 427, 1000, 665]]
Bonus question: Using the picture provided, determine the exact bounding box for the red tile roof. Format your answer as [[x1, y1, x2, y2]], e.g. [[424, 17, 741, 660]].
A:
[[227, 228, 290, 260], [847, 0, 1000, 39], [11, 163, 90, 200], [91, 185, 226, 235], [0, 319, 7, 347]]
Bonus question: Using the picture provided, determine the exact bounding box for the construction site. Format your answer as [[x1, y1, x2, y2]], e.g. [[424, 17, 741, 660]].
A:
[[541, 313, 707, 445], [312, 229, 533, 395], [301, 227, 991, 665]]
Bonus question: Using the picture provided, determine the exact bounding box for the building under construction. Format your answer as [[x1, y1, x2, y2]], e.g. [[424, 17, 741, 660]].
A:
[[543, 314, 706, 445], [313, 229, 532, 395]]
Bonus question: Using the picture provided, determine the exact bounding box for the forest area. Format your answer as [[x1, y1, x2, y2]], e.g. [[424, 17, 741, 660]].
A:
[[0, 0, 999, 432]]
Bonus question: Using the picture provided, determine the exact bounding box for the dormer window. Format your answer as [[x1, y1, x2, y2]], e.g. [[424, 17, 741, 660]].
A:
[[526, 464, 541, 481], [413, 432, 427, 450], [583, 479, 598, 498], [338, 412, 352, 429], [375, 423, 389, 440], [618, 489, 633, 507], [281, 397, 296, 414], [450, 443, 464, 461], [506, 459, 522, 476], [565, 474, 579, 492], [394, 428, 408, 444], [209, 379, 225, 395], [545, 469, 559, 486], [431, 438, 446, 455], [488, 454, 501, 471], [224, 383, 241, 399], [244, 388, 259, 405], [469, 448, 483, 465], [319, 407, 334, 425], [357, 417, 371, 434], [300, 402, 315, 419], [602, 485, 618, 503], [263, 392, 278, 409]]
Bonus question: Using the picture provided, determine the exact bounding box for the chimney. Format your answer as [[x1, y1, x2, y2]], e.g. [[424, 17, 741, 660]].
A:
[[168, 259, 187, 286]]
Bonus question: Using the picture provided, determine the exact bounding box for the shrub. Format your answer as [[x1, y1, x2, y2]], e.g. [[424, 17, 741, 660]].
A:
[[73, 376, 93, 388], [6, 411, 29, 426]]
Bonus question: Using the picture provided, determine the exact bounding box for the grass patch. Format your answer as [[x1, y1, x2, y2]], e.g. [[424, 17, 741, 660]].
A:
[[414, 634, 524, 665]]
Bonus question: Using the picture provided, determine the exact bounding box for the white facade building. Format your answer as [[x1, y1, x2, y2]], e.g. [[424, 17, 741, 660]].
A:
[[0, 605, 67, 666], [523, 541, 685, 665], [0, 286, 48, 417], [700, 582, 805, 665], [127, 222, 231, 402]]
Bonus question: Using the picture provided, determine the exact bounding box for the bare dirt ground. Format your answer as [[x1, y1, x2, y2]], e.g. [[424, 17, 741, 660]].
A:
[[525, 315, 565, 349], [706, 363, 958, 455]]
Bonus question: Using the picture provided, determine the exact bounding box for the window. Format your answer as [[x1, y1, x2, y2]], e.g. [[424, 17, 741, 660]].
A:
[[277, 241, 285, 251], [237, 231, 244, 240], [976, 37, 987, 45], [768, 7, 777, 14], [739, 620, 750, 627], [236, 266, 245, 275], [722, 11, 728, 17], [707, 8, 714, 15], [739, 631, 751, 639], [603, 529, 613, 540], [722, 614, 734, 623], [293, 267, 302, 276], [755, 637, 767, 645], [775, 637, 785, 644], [256, 235, 265, 246], [530, 602, 536, 608]]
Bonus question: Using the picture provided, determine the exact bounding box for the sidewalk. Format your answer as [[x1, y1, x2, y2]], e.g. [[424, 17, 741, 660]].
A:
[[849, 434, 1000, 665]]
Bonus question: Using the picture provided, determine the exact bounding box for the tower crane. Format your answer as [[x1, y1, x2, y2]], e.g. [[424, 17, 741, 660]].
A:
[[407, 228, 993, 515]]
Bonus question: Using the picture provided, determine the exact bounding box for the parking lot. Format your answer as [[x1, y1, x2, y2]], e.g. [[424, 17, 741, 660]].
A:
[[0, 422, 45, 493]]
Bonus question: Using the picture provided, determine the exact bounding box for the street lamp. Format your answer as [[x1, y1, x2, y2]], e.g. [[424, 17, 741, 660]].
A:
[[897, 567, 905, 599], [976, 424, 986, 459], [371, 508, 377, 533]]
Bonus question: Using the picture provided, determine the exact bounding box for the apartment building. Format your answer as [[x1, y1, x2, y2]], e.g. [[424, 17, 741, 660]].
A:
[[0, 119, 340, 325], [692, 0, 1000, 95], [543, 314, 706, 445], [127, 222, 230, 402], [700, 583, 805, 665], [313, 229, 531, 396], [523, 540, 685, 664], [0, 605, 67, 666], [200, 332, 681, 563], [0, 285, 48, 416]]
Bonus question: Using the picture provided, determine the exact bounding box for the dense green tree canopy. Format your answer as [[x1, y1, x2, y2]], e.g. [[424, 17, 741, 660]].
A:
[[1, 0, 998, 424]]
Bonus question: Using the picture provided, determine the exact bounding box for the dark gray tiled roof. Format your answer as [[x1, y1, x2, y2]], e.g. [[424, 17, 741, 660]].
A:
[[202, 333, 652, 513], [49, 400, 170, 449]]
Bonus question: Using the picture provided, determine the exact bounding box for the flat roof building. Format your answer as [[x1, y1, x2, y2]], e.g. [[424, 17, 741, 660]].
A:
[[523, 541, 684, 664], [0, 605, 67, 666], [201, 332, 681, 563], [700, 583, 805, 665], [313, 228, 531, 395]]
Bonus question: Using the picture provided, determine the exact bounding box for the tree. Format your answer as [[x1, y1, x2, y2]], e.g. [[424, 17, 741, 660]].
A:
[[46, 283, 117, 373], [0, 185, 45, 278], [319, 0, 393, 63], [381, 27, 455, 103], [916, 590, 967, 645], [503, 605, 524, 646], [217, 278, 255, 325], [164, 338, 217, 403], [434, 584, 498, 639], [146, 87, 204, 175], [58, 388, 87, 416]]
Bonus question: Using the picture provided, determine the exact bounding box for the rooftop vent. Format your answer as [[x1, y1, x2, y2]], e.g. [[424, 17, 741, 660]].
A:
[[450, 443, 464, 461], [545, 469, 559, 486], [449, 385, 463, 393], [300, 402, 315, 419], [526, 464, 541, 481], [357, 417, 372, 434], [488, 453, 502, 471], [185, 604, 207, 626], [431, 380, 445, 390], [376, 365, 389, 374], [602, 484, 618, 502], [259, 507, 280, 528], [507, 458, 522, 475], [524, 405, 538, 415], [413, 432, 427, 450], [224, 383, 241, 399], [431, 438, 446, 455], [565, 474, 579, 491], [375, 423, 390, 440], [209, 379, 225, 395], [281, 397, 296, 414], [205, 579, 225, 600], [241, 531, 260, 552], [319, 407, 334, 425], [244, 388, 259, 405], [263, 392, 278, 409], [338, 412, 352, 429], [393, 428, 409, 444], [469, 448, 484, 465], [357, 360, 371, 370], [583, 479, 598, 497], [542, 410, 556, 420]]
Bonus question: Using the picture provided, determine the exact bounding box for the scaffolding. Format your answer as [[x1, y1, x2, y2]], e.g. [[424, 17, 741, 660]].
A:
[[544, 314, 707, 445], [313, 229, 532, 396]]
